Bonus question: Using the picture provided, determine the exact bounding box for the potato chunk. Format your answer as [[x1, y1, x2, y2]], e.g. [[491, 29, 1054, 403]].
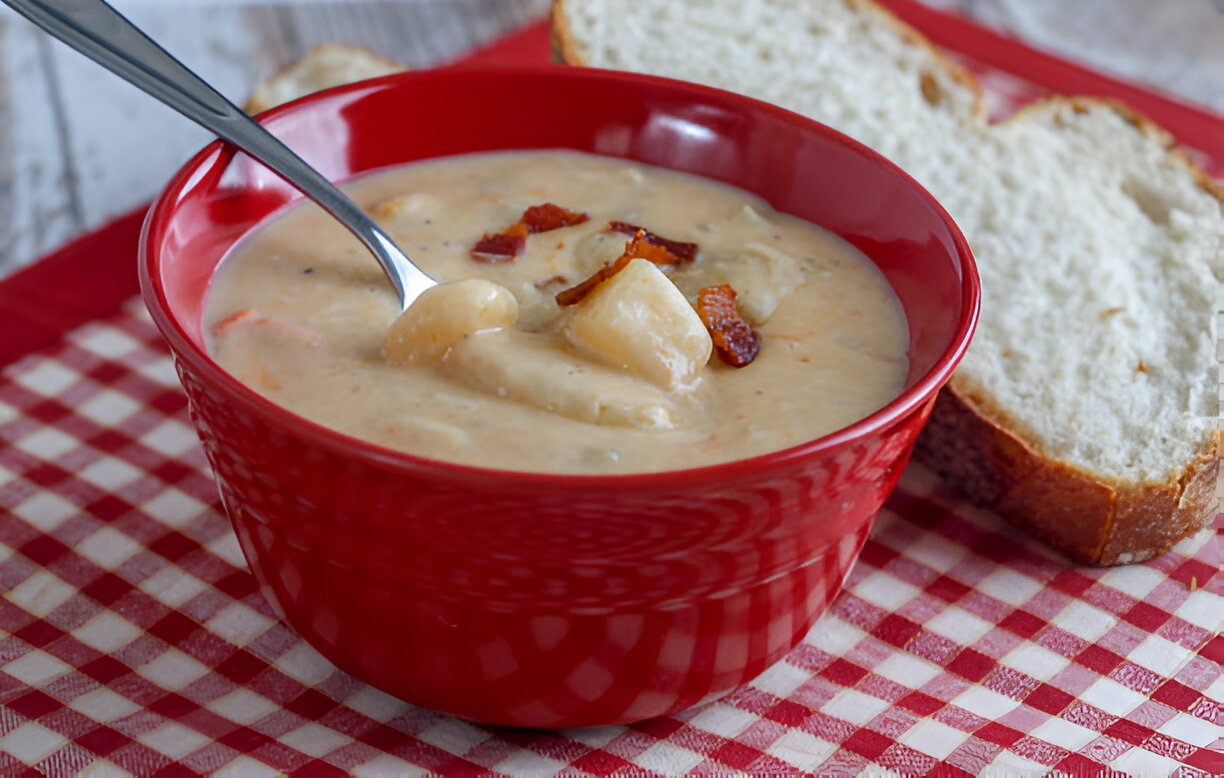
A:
[[385, 279, 518, 365], [446, 330, 677, 430], [563, 259, 713, 390], [671, 242, 802, 325]]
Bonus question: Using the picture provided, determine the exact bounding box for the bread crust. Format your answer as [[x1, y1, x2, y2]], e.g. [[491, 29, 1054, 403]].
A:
[[918, 382, 1219, 566], [549, 0, 1222, 566], [550, 0, 583, 68]]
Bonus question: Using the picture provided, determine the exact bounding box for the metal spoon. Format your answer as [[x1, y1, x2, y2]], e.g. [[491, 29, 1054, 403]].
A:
[[6, 0, 437, 310]]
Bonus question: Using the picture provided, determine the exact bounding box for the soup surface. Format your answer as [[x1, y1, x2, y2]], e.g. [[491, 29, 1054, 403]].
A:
[[204, 150, 908, 474]]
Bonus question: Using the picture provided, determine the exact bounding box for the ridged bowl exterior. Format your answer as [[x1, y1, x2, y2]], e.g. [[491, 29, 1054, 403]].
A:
[[141, 67, 978, 727]]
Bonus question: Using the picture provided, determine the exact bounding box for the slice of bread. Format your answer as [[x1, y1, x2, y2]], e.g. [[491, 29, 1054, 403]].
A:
[[244, 43, 407, 114], [552, 0, 1222, 564]]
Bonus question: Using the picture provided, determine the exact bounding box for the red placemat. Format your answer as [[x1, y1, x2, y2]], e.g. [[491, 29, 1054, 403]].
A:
[[2, 10, 1222, 777]]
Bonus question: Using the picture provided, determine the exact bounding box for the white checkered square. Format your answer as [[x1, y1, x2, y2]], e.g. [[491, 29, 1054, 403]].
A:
[[1078, 677, 1148, 714], [1098, 566, 1167, 601], [6, 569, 77, 616], [13, 426, 80, 461], [1127, 634, 1191, 677], [924, 607, 994, 644], [73, 610, 143, 653], [11, 360, 79, 395], [76, 388, 142, 426], [67, 686, 142, 722], [205, 531, 248, 570], [11, 490, 79, 532], [205, 603, 275, 647], [72, 327, 142, 359], [138, 566, 210, 607], [1056, 600, 1117, 643], [135, 721, 213, 760], [76, 455, 144, 492], [141, 419, 202, 458], [135, 647, 211, 689], [76, 759, 128, 777], [1108, 745, 1181, 775], [1155, 711, 1222, 747], [631, 741, 705, 774], [982, 751, 1047, 774], [951, 685, 1019, 721], [999, 642, 1070, 682], [1028, 716, 1098, 752], [208, 688, 281, 725], [686, 703, 758, 739], [821, 688, 891, 726], [351, 754, 430, 777], [2, 650, 73, 686], [141, 487, 210, 528], [75, 526, 144, 569], [894, 530, 969, 573], [851, 572, 923, 611], [897, 719, 966, 758], [273, 642, 336, 686], [415, 719, 491, 755], [212, 755, 284, 778], [132, 356, 183, 388], [343, 685, 410, 721], [753, 659, 812, 699], [807, 615, 869, 656], [975, 568, 1046, 607], [873, 652, 943, 689], [1175, 589, 1224, 631], [768, 729, 840, 771], [0, 721, 63, 764], [279, 723, 354, 758]]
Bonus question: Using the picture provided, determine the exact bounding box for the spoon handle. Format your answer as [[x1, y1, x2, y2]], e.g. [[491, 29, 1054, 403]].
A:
[[6, 0, 434, 308]]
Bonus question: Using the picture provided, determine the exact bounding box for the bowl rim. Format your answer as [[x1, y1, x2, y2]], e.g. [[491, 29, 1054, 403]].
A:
[[140, 64, 980, 488]]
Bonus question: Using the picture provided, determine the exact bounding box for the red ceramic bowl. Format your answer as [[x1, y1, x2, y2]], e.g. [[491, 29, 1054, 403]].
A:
[[140, 66, 978, 728]]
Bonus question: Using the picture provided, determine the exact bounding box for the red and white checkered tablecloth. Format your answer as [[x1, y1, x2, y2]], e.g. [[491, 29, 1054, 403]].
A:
[[2, 9, 1223, 776]]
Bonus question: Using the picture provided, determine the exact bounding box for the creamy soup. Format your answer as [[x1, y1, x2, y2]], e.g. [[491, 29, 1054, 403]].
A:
[[204, 150, 908, 474]]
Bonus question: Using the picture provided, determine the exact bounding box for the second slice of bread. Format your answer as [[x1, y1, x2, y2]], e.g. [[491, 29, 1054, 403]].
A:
[[552, 0, 1222, 564]]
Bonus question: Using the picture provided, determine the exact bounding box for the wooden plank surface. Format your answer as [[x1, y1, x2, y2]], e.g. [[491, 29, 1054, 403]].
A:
[[0, 0, 550, 278]]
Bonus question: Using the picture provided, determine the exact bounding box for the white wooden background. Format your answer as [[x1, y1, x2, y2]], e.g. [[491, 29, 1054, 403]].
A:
[[1, 0, 1222, 279]]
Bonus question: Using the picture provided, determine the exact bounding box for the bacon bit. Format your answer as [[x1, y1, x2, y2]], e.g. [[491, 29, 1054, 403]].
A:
[[471, 203, 588, 262], [471, 231, 525, 263], [607, 221, 698, 263], [522, 203, 589, 234], [555, 228, 682, 307], [556, 254, 633, 307], [698, 284, 760, 367]]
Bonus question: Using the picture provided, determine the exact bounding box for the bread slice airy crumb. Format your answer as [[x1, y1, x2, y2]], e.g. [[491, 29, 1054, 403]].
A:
[[552, 0, 1222, 564]]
